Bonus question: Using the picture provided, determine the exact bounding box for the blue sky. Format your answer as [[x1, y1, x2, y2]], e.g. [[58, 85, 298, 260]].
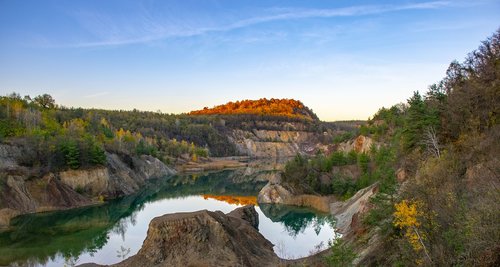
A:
[[1, 0, 499, 120]]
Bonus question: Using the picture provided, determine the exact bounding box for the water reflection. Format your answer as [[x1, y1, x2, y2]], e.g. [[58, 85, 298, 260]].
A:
[[260, 204, 336, 237], [0, 169, 336, 266], [0, 193, 141, 266]]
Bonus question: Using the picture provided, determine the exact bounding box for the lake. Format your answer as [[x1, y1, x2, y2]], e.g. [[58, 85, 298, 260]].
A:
[[0, 169, 338, 266]]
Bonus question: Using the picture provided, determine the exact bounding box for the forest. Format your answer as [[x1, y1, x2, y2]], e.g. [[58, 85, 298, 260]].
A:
[[0, 92, 345, 175], [0, 95, 222, 172], [283, 29, 499, 266]]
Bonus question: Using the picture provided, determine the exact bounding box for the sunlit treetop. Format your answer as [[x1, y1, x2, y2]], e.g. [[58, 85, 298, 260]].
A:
[[189, 98, 318, 120]]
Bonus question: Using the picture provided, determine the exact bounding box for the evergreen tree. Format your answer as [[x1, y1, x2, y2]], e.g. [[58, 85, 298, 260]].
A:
[[90, 142, 106, 165], [63, 140, 80, 169], [402, 91, 439, 151], [357, 153, 370, 174]]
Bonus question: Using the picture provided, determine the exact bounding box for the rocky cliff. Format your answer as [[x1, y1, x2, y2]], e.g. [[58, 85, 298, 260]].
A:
[[0, 143, 176, 228], [225, 120, 331, 158], [227, 125, 328, 158], [337, 135, 377, 154], [112, 205, 279, 267], [330, 183, 378, 235]]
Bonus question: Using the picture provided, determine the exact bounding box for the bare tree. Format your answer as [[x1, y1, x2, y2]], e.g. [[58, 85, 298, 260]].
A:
[[423, 126, 441, 158]]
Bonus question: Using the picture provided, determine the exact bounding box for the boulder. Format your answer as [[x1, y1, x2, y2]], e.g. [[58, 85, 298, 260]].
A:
[[396, 168, 407, 183], [227, 204, 259, 229], [114, 206, 278, 267], [257, 174, 332, 212], [257, 182, 292, 204]]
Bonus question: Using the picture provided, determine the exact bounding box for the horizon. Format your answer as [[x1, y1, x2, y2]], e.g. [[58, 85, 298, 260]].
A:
[[1, 0, 499, 121]]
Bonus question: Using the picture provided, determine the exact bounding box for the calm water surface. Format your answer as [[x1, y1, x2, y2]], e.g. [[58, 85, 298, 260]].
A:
[[0, 170, 337, 266]]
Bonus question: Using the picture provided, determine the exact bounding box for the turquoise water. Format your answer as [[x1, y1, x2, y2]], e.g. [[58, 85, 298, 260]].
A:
[[0, 170, 337, 266]]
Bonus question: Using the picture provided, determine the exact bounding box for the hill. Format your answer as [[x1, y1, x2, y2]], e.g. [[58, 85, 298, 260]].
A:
[[189, 98, 319, 121]]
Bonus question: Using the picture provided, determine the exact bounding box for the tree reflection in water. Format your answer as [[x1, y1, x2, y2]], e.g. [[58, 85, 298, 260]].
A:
[[259, 203, 335, 237], [0, 170, 267, 266], [0, 168, 333, 266]]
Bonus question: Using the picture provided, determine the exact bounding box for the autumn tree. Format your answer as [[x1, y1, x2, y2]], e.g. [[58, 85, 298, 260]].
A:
[[189, 98, 318, 120], [394, 200, 432, 264]]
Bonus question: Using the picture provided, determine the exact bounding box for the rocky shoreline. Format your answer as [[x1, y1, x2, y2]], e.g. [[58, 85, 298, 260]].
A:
[[75, 181, 377, 267], [0, 118, 336, 228], [0, 142, 268, 229], [1, 135, 377, 266]]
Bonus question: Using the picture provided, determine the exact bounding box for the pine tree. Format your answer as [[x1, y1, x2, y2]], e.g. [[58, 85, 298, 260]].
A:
[[90, 142, 106, 165], [64, 140, 80, 169]]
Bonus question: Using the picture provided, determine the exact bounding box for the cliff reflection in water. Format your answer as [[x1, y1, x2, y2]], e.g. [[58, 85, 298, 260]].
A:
[[0, 168, 335, 266]]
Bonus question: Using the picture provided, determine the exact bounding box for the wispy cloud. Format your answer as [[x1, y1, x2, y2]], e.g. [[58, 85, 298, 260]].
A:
[[84, 91, 110, 98], [56, 1, 451, 48]]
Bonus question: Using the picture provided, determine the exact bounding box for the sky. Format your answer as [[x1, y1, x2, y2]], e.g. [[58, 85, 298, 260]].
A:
[[0, 0, 499, 121]]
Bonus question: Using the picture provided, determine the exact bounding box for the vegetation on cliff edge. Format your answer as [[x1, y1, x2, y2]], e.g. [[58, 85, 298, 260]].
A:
[[353, 28, 499, 266], [189, 98, 319, 121]]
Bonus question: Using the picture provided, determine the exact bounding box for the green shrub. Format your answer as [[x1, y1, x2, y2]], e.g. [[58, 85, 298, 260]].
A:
[[347, 150, 357, 164], [357, 153, 370, 174], [325, 239, 357, 267], [282, 154, 308, 185], [135, 139, 158, 156], [0, 119, 25, 138], [329, 151, 347, 166], [194, 147, 208, 157], [333, 132, 354, 144], [331, 175, 357, 197], [75, 185, 85, 194]]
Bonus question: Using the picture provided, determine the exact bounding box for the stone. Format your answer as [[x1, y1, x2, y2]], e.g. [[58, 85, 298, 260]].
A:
[[114, 206, 279, 267], [227, 205, 259, 229]]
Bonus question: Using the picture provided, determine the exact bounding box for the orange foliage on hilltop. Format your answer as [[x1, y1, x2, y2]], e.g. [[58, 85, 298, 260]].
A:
[[189, 98, 315, 120], [202, 194, 258, 206]]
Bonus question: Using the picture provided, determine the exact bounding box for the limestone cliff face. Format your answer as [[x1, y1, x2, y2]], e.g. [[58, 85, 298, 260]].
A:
[[57, 154, 176, 198], [25, 173, 92, 212], [0, 143, 176, 228], [114, 206, 279, 267], [104, 153, 176, 198], [59, 168, 110, 196], [228, 127, 323, 158], [337, 135, 378, 154], [0, 173, 92, 227]]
